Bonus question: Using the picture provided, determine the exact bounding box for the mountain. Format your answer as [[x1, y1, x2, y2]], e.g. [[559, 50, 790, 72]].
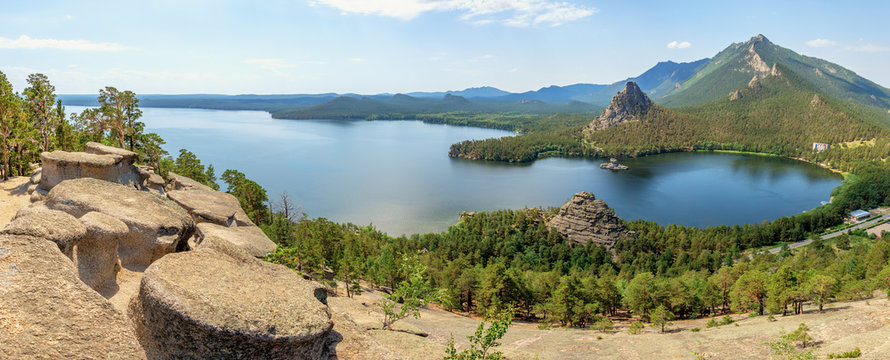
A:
[[498, 83, 608, 103], [586, 82, 653, 131], [660, 34, 890, 113], [407, 86, 512, 99], [588, 62, 884, 157]]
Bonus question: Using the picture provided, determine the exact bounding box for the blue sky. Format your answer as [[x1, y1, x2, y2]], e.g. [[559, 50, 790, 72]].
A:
[[1, 0, 888, 94]]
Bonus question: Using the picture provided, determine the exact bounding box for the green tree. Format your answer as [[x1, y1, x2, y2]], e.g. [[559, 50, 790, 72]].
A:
[[789, 323, 813, 348], [443, 307, 513, 360], [650, 304, 674, 333], [23, 73, 57, 152], [730, 269, 768, 315], [377, 253, 434, 330], [623, 272, 660, 320], [805, 273, 836, 313], [98, 86, 143, 150], [0, 71, 18, 180], [222, 169, 269, 225]]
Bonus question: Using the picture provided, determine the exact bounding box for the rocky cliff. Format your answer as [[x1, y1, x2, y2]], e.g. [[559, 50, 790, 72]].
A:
[[586, 81, 653, 132], [546, 192, 633, 250]]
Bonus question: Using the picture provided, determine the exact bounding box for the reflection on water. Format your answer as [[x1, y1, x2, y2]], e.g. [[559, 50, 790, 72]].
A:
[[65, 106, 844, 235]]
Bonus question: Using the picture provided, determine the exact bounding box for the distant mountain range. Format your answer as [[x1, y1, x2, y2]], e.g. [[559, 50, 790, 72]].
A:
[[59, 34, 890, 125]]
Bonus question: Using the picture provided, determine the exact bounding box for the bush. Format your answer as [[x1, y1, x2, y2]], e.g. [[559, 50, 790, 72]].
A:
[[767, 315, 777, 322], [690, 327, 701, 332], [591, 317, 613, 333], [706, 318, 718, 328], [720, 315, 734, 325], [827, 347, 861, 358], [627, 322, 644, 335]]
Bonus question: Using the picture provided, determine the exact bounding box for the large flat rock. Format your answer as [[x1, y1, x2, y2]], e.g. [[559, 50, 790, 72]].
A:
[[85, 142, 139, 162], [132, 242, 332, 359], [39, 150, 141, 191], [166, 172, 215, 192], [44, 178, 195, 267], [0, 234, 145, 359], [197, 222, 276, 257], [167, 189, 254, 227], [2, 207, 86, 258]]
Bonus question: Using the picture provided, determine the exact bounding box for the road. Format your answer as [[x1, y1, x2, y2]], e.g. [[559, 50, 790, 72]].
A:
[[763, 214, 890, 255]]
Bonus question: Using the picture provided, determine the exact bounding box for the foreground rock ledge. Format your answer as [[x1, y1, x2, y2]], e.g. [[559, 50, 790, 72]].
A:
[[132, 242, 332, 359], [44, 178, 195, 267], [0, 234, 145, 359]]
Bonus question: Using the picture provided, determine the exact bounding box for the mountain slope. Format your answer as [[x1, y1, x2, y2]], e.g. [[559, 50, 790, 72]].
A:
[[660, 35, 890, 115], [588, 62, 885, 157]]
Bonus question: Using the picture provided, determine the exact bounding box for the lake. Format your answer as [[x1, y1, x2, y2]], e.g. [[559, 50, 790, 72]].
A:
[[68, 106, 844, 235]]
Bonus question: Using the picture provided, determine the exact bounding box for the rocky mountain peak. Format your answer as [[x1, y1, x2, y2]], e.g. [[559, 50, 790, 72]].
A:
[[587, 81, 653, 131], [749, 34, 770, 44], [545, 192, 633, 250]]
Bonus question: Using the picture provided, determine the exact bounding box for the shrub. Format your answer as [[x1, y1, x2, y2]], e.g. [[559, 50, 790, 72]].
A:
[[827, 347, 862, 358], [706, 318, 718, 328], [767, 315, 777, 322], [591, 317, 613, 333], [690, 327, 701, 332], [627, 322, 644, 335], [720, 315, 734, 325]]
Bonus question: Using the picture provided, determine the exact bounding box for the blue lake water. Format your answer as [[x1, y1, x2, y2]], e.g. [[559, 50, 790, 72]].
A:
[[68, 106, 844, 235]]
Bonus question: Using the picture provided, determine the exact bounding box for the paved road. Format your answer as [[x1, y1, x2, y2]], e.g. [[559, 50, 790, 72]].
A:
[[764, 214, 890, 255]]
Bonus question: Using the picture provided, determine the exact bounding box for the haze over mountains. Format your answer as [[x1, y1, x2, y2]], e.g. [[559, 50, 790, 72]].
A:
[[60, 35, 890, 125]]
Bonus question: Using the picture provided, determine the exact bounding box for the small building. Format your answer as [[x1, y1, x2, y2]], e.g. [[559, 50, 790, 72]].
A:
[[813, 142, 831, 152], [850, 209, 872, 222]]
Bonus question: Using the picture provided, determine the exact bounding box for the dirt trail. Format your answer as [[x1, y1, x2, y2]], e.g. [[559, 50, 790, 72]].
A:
[[329, 287, 890, 359], [0, 177, 31, 226]]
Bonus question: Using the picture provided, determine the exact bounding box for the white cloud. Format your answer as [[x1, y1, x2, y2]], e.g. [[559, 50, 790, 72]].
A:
[[845, 44, 888, 53], [242, 58, 297, 68], [350, 57, 366, 62], [0, 35, 125, 51], [667, 41, 691, 49], [65, 14, 74, 20], [805, 38, 838, 48], [0, 35, 126, 51], [312, 0, 597, 27]]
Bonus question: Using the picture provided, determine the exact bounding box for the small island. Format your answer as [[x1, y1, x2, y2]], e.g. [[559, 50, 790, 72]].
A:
[[600, 158, 629, 170]]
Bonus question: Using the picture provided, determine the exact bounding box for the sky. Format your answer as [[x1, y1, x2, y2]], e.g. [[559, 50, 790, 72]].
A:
[[1, 0, 888, 95]]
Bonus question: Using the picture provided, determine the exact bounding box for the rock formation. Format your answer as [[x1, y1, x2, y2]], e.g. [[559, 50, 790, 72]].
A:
[[38, 142, 143, 194], [132, 239, 331, 359], [0, 234, 146, 359], [546, 192, 634, 250], [44, 178, 195, 267], [196, 222, 277, 258], [586, 81, 653, 132]]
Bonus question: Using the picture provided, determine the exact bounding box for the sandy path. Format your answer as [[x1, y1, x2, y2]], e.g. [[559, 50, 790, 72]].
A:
[[0, 177, 31, 226]]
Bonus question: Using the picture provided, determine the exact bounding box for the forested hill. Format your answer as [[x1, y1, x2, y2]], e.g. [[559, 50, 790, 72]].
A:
[[271, 94, 600, 120], [588, 63, 884, 157], [659, 35, 890, 120]]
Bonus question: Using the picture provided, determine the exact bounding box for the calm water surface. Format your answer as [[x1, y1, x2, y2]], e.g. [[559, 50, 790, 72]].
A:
[[68, 107, 843, 235]]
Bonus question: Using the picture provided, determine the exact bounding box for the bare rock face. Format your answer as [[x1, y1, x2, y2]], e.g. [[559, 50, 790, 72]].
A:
[[44, 178, 195, 268], [2, 207, 86, 258], [196, 222, 276, 258], [587, 81, 653, 132], [167, 189, 254, 227], [545, 192, 633, 250], [75, 212, 128, 291], [166, 171, 215, 192], [0, 234, 145, 359], [39, 143, 142, 192], [132, 238, 332, 359]]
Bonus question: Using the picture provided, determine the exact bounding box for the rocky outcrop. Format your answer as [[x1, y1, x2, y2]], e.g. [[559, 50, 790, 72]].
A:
[[586, 81, 653, 132], [546, 192, 633, 250], [38, 142, 142, 193], [196, 222, 276, 257], [167, 189, 253, 227], [2, 207, 86, 258], [0, 234, 145, 359], [132, 238, 331, 359], [166, 171, 215, 192], [44, 178, 195, 267], [75, 212, 128, 291]]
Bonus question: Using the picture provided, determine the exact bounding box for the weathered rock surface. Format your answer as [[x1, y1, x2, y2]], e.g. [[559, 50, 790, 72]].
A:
[[587, 81, 653, 132], [2, 207, 86, 258], [546, 192, 633, 250], [39, 145, 142, 192], [197, 222, 276, 257], [137, 165, 166, 195], [167, 189, 254, 227], [166, 171, 215, 192], [29, 167, 41, 184], [44, 178, 194, 267], [132, 241, 332, 359], [0, 234, 145, 359], [75, 211, 128, 291]]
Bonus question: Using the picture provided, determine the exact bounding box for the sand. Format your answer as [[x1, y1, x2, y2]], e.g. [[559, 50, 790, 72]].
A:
[[0, 177, 32, 226]]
